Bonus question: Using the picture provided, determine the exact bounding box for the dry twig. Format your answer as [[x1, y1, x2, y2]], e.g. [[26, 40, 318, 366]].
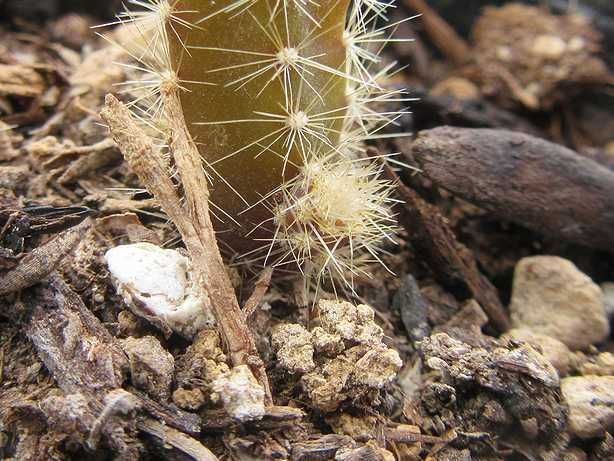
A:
[[243, 267, 274, 320], [100, 94, 271, 402], [27, 274, 129, 392], [138, 418, 219, 461], [403, 0, 470, 66]]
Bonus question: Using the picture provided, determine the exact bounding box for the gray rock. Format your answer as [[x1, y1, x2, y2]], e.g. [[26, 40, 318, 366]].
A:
[[509, 256, 609, 350]]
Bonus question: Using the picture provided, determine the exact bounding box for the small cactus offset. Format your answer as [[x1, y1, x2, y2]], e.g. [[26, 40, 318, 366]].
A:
[[110, 0, 412, 291]]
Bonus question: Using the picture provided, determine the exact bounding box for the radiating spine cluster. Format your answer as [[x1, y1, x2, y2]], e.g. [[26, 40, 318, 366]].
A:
[[105, 0, 413, 292]]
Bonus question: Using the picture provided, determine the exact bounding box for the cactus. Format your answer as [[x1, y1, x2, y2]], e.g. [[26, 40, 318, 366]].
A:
[[109, 0, 411, 291]]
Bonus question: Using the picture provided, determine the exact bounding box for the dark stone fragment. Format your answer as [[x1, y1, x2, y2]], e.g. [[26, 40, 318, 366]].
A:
[[392, 274, 431, 343]]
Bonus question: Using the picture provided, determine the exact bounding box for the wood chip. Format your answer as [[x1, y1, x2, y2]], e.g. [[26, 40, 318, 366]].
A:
[[0, 64, 45, 98], [0, 219, 89, 295]]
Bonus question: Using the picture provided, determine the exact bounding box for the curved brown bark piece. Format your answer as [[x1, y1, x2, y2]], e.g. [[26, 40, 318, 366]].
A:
[[412, 126, 614, 251]]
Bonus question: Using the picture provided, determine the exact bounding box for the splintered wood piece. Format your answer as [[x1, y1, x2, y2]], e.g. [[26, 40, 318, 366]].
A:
[[292, 434, 356, 461], [0, 64, 45, 98], [138, 418, 219, 461], [412, 126, 614, 251], [243, 267, 274, 320], [136, 391, 203, 436], [0, 219, 90, 296], [26, 274, 129, 392]]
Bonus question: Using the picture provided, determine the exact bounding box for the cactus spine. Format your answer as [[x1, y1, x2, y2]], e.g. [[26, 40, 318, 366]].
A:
[[111, 0, 411, 291]]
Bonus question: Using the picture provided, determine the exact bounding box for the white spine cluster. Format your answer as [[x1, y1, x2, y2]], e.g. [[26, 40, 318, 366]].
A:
[[103, 0, 414, 294]]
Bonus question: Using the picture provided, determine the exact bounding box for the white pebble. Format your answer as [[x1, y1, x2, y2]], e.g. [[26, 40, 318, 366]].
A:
[[105, 243, 215, 338]]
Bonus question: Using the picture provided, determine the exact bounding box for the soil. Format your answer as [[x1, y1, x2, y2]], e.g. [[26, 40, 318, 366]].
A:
[[0, 1, 613, 460]]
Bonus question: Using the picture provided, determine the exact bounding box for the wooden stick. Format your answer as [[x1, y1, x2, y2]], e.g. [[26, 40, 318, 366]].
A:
[[243, 267, 274, 320], [100, 95, 271, 403], [403, 0, 470, 66], [0, 219, 90, 296], [138, 418, 219, 461], [412, 126, 614, 251]]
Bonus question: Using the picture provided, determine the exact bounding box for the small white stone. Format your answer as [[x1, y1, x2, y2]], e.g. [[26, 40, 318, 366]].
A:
[[211, 365, 265, 422], [105, 243, 215, 338], [532, 34, 567, 59]]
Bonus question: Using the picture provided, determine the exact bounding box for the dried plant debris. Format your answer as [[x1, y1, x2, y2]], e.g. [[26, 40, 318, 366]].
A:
[[419, 333, 568, 458], [173, 330, 230, 411], [0, 2, 613, 460], [412, 127, 614, 252], [336, 440, 396, 461], [468, 3, 612, 109], [173, 330, 265, 422], [0, 64, 46, 98], [173, 329, 265, 422], [120, 335, 174, 402], [272, 299, 402, 412], [291, 434, 357, 461], [3, 275, 214, 459], [502, 328, 572, 377], [26, 275, 129, 394], [0, 121, 18, 161], [0, 219, 90, 295]]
